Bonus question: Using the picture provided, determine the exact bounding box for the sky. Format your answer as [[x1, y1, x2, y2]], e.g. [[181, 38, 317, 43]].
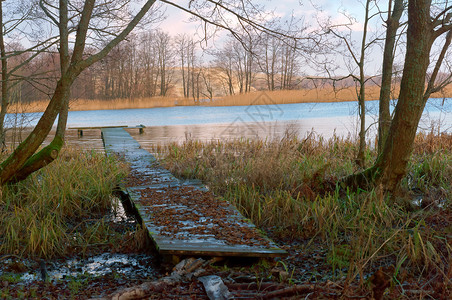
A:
[[157, 0, 368, 36], [154, 0, 384, 75]]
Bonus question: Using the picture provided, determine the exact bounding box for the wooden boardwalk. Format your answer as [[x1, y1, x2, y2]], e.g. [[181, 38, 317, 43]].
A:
[[102, 127, 287, 258]]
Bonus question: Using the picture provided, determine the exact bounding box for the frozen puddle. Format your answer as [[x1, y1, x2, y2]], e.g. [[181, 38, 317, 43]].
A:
[[1, 253, 157, 284]]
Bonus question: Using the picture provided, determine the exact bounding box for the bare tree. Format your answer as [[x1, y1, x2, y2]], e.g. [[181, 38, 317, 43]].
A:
[[0, 0, 9, 149], [175, 34, 198, 99], [200, 66, 214, 101], [280, 38, 299, 90], [175, 34, 188, 98], [214, 43, 236, 95], [155, 30, 174, 97], [228, 34, 255, 93], [346, 0, 452, 194], [377, 0, 405, 154], [312, 0, 381, 168], [0, 0, 159, 184], [257, 33, 281, 91], [0, 0, 56, 150]]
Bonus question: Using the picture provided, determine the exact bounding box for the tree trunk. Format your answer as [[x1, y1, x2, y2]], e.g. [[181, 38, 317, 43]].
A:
[[377, 0, 404, 155], [9, 136, 63, 184], [0, 1, 9, 151], [356, 83, 366, 167], [355, 0, 371, 168], [0, 75, 73, 185], [344, 0, 434, 193], [0, 0, 156, 185], [376, 1, 432, 192]]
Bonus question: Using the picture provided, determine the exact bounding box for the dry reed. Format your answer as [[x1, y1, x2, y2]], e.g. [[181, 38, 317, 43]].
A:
[[0, 147, 129, 258], [12, 97, 195, 113], [154, 131, 451, 282], [12, 84, 452, 113]]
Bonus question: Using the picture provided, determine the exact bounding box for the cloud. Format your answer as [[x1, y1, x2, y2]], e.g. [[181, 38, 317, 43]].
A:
[[158, 4, 198, 36]]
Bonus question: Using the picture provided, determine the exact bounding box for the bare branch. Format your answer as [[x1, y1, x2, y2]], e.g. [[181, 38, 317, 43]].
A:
[[78, 0, 157, 71], [39, 0, 59, 26], [425, 29, 452, 98]]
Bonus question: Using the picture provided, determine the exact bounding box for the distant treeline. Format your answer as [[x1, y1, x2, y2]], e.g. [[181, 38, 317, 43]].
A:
[[7, 29, 371, 105]]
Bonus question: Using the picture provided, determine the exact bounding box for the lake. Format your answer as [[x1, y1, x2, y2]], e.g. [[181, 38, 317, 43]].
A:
[[7, 98, 452, 145]]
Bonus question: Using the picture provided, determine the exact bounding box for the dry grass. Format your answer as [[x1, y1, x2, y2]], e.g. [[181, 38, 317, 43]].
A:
[[13, 97, 196, 113], [13, 84, 452, 113], [211, 86, 382, 106], [154, 131, 452, 284], [0, 148, 129, 258], [14, 88, 381, 113]]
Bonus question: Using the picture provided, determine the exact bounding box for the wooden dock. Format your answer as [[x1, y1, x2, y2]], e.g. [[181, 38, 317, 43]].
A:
[[102, 127, 286, 258], [70, 125, 145, 136]]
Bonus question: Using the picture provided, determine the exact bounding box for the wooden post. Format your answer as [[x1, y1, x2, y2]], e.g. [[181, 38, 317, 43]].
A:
[[138, 124, 145, 134]]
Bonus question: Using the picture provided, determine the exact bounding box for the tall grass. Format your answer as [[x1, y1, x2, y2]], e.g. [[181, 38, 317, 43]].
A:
[[212, 87, 380, 106], [19, 88, 381, 113], [0, 148, 128, 258], [14, 97, 196, 113], [18, 84, 452, 113], [154, 132, 452, 281]]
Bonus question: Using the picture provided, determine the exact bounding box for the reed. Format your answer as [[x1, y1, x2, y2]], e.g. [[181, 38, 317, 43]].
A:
[[0, 148, 129, 258], [11, 97, 196, 113], [211, 85, 452, 107], [13, 83, 452, 113], [15, 88, 379, 113], [210, 87, 381, 106], [155, 130, 452, 281]]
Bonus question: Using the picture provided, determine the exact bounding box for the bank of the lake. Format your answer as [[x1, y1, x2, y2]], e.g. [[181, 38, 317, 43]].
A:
[[7, 98, 452, 144], [1, 131, 451, 299], [1, 125, 451, 298], [10, 86, 452, 114]]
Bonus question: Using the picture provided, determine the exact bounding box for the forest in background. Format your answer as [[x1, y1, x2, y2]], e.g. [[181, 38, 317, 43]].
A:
[[5, 29, 304, 104], [6, 28, 452, 113]]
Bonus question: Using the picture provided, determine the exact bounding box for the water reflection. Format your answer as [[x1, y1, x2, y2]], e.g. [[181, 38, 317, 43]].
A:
[[3, 97, 451, 151], [127, 118, 367, 148], [7, 98, 451, 132], [5, 118, 364, 152], [4, 128, 105, 152]]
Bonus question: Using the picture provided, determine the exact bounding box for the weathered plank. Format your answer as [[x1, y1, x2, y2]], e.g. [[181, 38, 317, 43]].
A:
[[102, 127, 287, 258], [69, 125, 128, 130], [70, 125, 144, 137]]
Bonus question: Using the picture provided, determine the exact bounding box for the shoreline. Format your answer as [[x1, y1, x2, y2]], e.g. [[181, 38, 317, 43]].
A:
[[7, 84, 452, 114], [8, 89, 452, 115], [9, 96, 373, 114], [0, 87, 417, 113]]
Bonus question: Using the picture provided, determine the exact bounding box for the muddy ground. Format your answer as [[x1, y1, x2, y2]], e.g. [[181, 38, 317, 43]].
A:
[[1, 205, 450, 299]]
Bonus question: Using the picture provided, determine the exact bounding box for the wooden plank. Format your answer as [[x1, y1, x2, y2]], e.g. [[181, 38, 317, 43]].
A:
[[126, 186, 286, 257], [69, 125, 145, 130], [69, 126, 128, 137], [102, 127, 287, 258], [70, 125, 145, 137], [69, 125, 128, 130]]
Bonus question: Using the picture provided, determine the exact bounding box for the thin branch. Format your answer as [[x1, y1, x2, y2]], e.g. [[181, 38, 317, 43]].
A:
[[39, 0, 59, 26], [77, 0, 157, 71], [70, 0, 96, 64], [425, 29, 452, 98], [328, 29, 360, 66]]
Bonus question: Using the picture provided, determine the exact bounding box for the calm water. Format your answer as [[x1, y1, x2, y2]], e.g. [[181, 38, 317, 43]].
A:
[[7, 98, 452, 145]]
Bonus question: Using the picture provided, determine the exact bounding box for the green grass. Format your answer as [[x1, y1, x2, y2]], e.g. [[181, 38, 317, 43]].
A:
[[154, 131, 452, 284], [0, 148, 128, 258]]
